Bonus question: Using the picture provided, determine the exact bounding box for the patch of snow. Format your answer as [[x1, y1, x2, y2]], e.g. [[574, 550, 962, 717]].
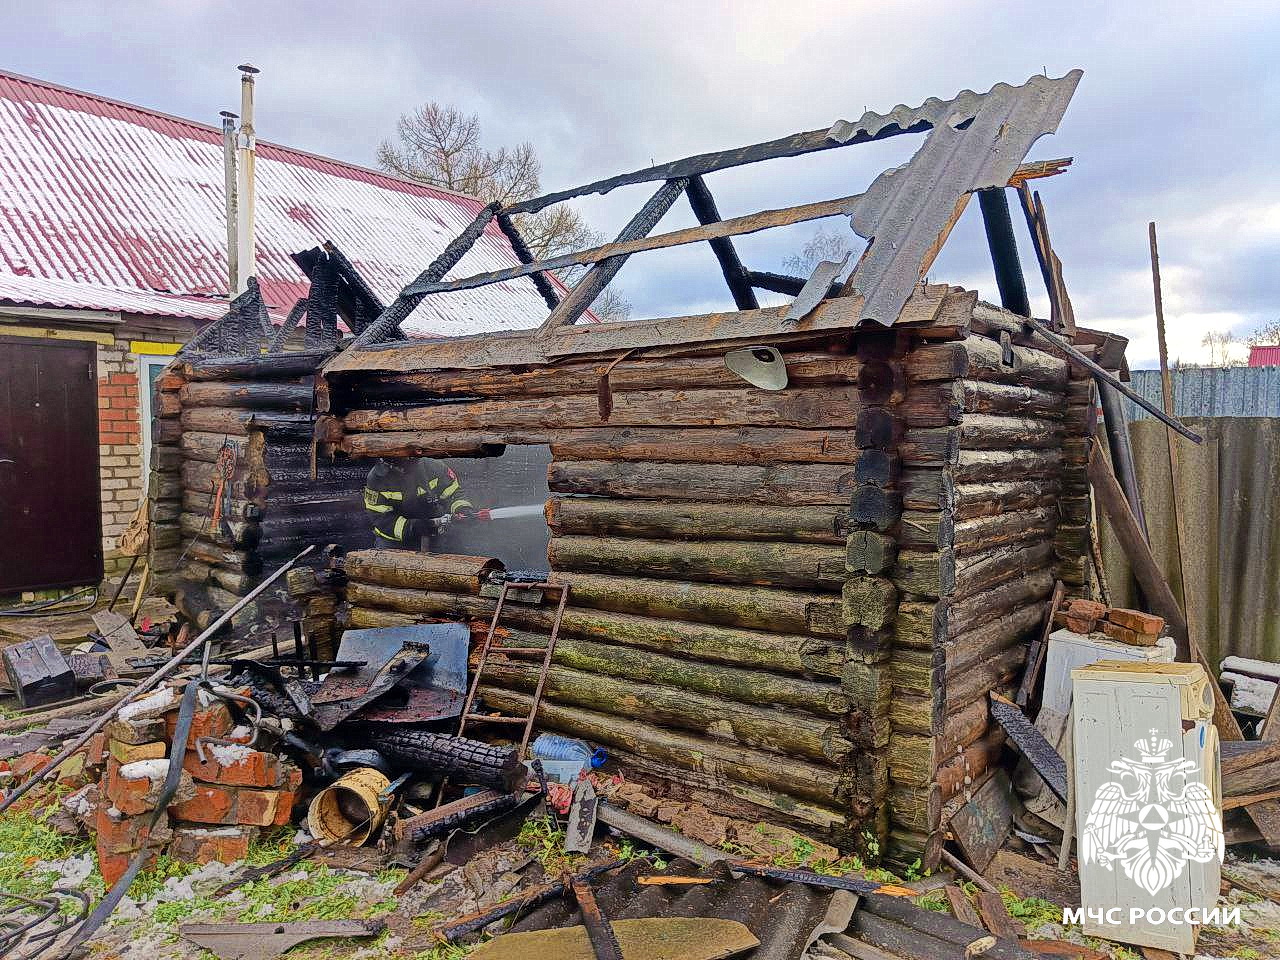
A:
[[206, 743, 252, 766], [119, 758, 169, 781], [118, 687, 177, 721]]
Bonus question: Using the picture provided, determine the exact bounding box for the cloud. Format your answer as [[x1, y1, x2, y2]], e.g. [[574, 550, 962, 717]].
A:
[[3, 0, 1277, 366]]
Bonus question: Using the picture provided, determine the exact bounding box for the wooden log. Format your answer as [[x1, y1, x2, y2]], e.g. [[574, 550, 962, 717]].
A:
[[156, 392, 182, 417], [962, 383, 1065, 419], [892, 550, 955, 599], [550, 426, 860, 465], [952, 449, 1062, 484], [180, 511, 259, 549], [180, 432, 252, 464], [851, 486, 903, 531], [352, 350, 862, 399], [842, 577, 898, 631], [338, 432, 522, 458], [900, 468, 955, 512], [847, 531, 898, 574], [182, 539, 259, 573], [180, 407, 315, 439], [906, 417, 1062, 458], [476, 688, 848, 805], [946, 569, 1055, 641], [555, 572, 847, 637], [937, 732, 1005, 800], [546, 499, 847, 544], [953, 507, 1056, 558], [899, 382, 963, 427], [344, 386, 864, 432], [941, 698, 991, 756], [954, 541, 1055, 603], [180, 380, 313, 411], [952, 481, 1059, 521], [494, 633, 852, 716], [342, 550, 500, 595], [594, 745, 851, 837], [898, 512, 955, 552], [915, 330, 1068, 389], [887, 733, 936, 787], [548, 459, 855, 505], [893, 600, 948, 650], [481, 660, 853, 762], [944, 646, 1027, 712], [343, 581, 846, 677], [184, 560, 254, 594], [182, 351, 327, 381], [548, 535, 845, 589]]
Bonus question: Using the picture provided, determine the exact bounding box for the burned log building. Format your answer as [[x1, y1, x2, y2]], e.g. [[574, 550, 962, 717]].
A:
[[152, 70, 1119, 863]]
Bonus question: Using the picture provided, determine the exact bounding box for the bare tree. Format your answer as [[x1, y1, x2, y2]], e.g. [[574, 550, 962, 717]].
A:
[[1246, 318, 1280, 347], [1200, 330, 1244, 367], [379, 103, 629, 321], [781, 227, 856, 277]]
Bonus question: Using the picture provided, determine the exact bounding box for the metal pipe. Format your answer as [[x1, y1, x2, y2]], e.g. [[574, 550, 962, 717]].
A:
[[978, 188, 1031, 317], [1097, 379, 1148, 540], [220, 110, 239, 296], [235, 64, 260, 294], [0, 545, 315, 814]]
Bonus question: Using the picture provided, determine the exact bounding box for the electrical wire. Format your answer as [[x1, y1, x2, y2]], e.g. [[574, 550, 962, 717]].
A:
[[0, 586, 99, 618]]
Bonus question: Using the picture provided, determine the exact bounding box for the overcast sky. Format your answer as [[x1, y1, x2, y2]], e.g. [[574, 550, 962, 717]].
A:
[[6, 0, 1277, 366]]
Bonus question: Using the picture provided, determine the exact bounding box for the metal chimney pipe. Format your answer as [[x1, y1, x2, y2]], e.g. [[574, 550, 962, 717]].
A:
[[235, 64, 260, 294], [219, 110, 239, 296]]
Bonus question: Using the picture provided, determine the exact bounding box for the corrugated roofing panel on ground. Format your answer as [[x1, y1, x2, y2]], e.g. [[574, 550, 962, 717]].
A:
[[0, 70, 558, 335]]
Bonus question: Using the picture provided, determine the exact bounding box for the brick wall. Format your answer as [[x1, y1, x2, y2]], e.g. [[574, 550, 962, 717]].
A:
[[97, 340, 144, 575]]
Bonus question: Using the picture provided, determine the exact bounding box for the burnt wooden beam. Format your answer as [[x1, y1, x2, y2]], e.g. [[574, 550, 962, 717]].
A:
[[989, 693, 1067, 803], [495, 212, 561, 310], [977, 188, 1030, 317], [1019, 315, 1202, 443], [268, 297, 309, 353], [350, 201, 500, 348], [407, 191, 857, 300], [685, 175, 758, 310], [745, 269, 843, 300], [323, 241, 386, 331], [538, 178, 690, 335], [503, 119, 934, 216]]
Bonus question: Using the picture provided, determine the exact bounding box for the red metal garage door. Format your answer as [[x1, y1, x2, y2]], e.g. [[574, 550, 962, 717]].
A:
[[0, 337, 103, 592]]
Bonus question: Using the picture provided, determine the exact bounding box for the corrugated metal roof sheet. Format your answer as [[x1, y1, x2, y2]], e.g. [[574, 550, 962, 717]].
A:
[[1249, 345, 1280, 367], [0, 70, 557, 336], [1123, 368, 1280, 420]]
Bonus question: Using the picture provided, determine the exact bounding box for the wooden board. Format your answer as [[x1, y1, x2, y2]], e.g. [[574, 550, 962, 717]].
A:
[[949, 770, 1015, 873], [467, 918, 760, 960]]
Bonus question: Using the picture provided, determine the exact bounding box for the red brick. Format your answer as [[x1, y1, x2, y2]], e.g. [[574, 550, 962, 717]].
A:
[[232, 788, 280, 827], [184, 746, 282, 788], [1101, 620, 1159, 647], [169, 782, 236, 825], [10, 752, 51, 782], [107, 717, 165, 745], [101, 384, 126, 397], [83, 732, 108, 769], [111, 372, 138, 386], [97, 846, 157, 887], [102, 758, 157, 816], [99, 408, 127, 421], [94, 805, 153, 855], [168, 825, 254, 865], [1106, 607, 1164, 635], [164, 702, 233, 747], [271, 791, 298, 827]]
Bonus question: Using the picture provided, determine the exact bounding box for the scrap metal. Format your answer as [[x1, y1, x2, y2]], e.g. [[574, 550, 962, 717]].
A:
[[178, 920, 384, 960]]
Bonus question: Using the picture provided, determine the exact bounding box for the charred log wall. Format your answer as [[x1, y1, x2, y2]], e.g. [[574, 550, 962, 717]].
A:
[[167, 351, 367, 634]]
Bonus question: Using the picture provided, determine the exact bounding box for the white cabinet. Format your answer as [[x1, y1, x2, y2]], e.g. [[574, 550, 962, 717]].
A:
[[1071, 662, 1221, 954]]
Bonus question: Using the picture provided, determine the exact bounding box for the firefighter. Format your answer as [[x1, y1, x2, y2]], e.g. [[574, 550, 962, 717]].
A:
[[363, 458, 474, 549]]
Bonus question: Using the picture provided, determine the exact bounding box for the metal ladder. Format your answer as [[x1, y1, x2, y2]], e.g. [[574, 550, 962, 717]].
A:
[[457, 580, 569, 758]]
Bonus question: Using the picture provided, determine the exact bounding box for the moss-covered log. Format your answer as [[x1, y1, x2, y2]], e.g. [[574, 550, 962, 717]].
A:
[[482, 660, 853, 762], [548, 536, 846, 589], [477, 688, 848, 806], [342, 550, 499, 594]]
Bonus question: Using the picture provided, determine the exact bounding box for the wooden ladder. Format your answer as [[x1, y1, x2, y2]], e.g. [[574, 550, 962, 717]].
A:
[[457, 580, 569, 758]]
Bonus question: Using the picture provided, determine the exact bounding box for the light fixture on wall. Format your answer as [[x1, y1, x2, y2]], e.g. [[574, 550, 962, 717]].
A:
[[725, 346, 788, 390]]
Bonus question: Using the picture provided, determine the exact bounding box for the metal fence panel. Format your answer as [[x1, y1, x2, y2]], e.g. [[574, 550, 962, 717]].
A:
[[1124, 367, 1280, 420]]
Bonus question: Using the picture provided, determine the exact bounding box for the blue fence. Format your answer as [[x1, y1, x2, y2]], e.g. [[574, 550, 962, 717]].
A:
[[1123, 366, 1280, 420]]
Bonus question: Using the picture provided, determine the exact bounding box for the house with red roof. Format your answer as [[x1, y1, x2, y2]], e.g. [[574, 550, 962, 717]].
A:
[[0, 70, 555, 594]]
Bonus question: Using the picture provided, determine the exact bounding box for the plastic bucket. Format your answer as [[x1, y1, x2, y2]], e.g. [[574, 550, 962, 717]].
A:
[[306, 767, 390, 845]]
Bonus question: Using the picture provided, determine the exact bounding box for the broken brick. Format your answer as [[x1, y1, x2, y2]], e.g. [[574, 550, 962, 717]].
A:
[[97, 846, 158, 887], [109, 740, 166, 765], [1066, 598, 1107, 620], [82, 731, 109, 768], [1106, 607, 1164, 635], [102, 758, 195, 816], [1101, 620, 1159, 647], [183, 745, 283, 788], [671, 803, 730, 847], [165, 702, 233, 747], [93, 804, 171, 855], [233, 788, 281, 827], [10, 752, 50, 783], [169, 782, 235, 825], [107, 717, 166, 746], [168, 824, 255, 865]]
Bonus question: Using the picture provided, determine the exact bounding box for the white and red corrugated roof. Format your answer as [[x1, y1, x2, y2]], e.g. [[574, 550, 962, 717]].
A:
[[1249, 345, 1280, 367], [0, 70, 559, 336]]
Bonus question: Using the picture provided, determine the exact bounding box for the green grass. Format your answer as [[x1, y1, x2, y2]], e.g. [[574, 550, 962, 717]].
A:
[[0, 802, 94, 901], [516, 817, 586, 875], [1000, 887, 1061, 933], [918, 890, 949, 913]]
